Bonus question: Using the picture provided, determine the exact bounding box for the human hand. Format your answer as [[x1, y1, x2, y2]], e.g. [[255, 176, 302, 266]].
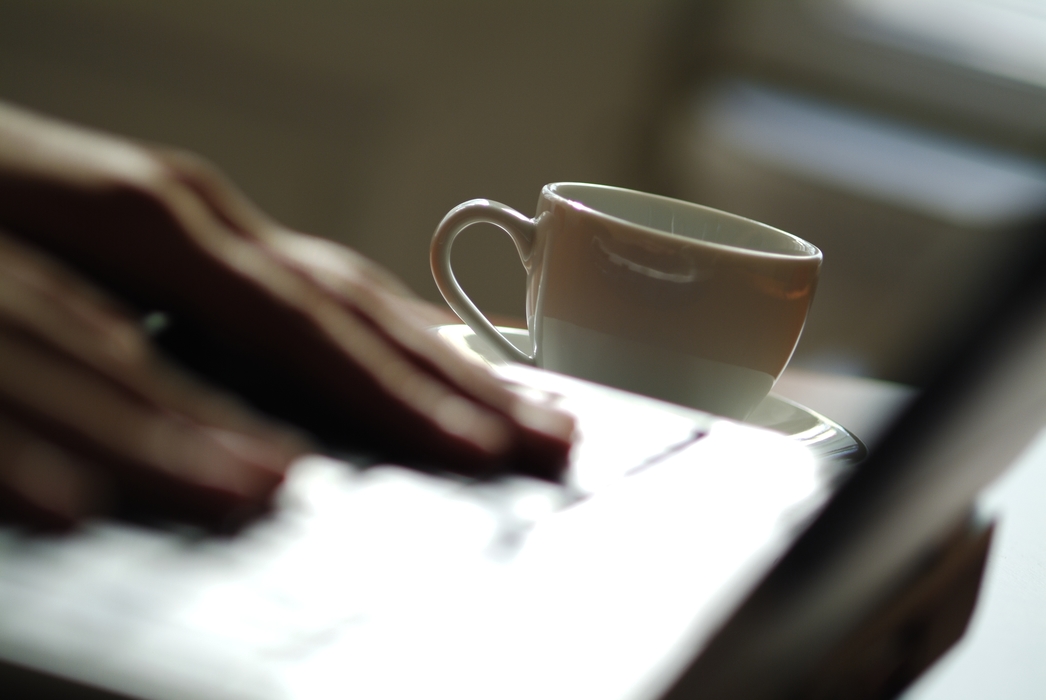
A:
[[0, 102, 574, 530], [0, 230, 305, 529]]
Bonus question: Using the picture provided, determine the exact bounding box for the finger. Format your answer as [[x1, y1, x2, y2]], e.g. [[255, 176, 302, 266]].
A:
[[368, 319, 574, 480], [307, 297, 570, 480], [0, 328, 289, 524], [340, 281, 574, 440], [0, 410, 108, 530], [253, 228, 573, 443], [303, 303, 518, 463], [193, 212, 572, 476], [0, 231, 309, 459], [262, 231, 418, 299], [270, 261, 574, 475], [0, 231, 148, 379]]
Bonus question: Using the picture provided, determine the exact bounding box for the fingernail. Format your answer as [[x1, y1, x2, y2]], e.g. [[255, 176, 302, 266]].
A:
[[169, 429, 285, 501], [433, 395, 512, 456], [511, 400, 575, 441], [207, 429, 298, 476]]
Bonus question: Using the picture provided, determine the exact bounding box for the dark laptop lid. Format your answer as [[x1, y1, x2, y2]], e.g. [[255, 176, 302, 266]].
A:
[[666, 224, 1046, 699]]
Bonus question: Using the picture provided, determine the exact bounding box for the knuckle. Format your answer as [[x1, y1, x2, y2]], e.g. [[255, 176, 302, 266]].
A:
[[168, 148, 220, 180], [97, 148, 185, 215]]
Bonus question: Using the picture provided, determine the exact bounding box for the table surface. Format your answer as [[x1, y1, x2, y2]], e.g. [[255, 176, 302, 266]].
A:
[[774, 369, 1046, 699]]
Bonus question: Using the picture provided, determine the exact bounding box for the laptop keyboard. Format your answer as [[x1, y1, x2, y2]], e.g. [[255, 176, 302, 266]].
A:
[[0, 367, 723, 699]]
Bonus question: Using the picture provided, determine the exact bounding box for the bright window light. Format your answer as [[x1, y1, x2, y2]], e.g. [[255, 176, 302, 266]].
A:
[[833, 0, 1046, 88]]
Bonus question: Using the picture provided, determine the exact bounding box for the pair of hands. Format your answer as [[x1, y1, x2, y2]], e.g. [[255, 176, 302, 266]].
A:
[[0, 102, 573, 530]]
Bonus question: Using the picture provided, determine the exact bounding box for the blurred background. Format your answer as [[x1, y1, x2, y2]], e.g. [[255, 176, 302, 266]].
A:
[[2, 0, 1045, 386]]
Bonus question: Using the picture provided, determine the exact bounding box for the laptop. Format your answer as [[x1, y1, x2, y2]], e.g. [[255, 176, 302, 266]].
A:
[[0, 360, 828, 700], [2, 227, 1045, 700]]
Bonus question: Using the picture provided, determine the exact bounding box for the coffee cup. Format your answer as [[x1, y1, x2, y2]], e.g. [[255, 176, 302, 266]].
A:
[[430, 183, 821, 419]]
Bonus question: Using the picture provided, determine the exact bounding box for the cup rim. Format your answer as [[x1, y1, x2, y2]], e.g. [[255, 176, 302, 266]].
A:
[[543, 182, 822, 260]]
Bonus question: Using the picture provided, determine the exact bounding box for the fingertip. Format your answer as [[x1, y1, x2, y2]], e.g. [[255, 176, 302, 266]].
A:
[[206, 428, 302, 479], [423, 398, 575, 481], [431, 394, 513, 458], [510, 400, 576, 443], [148, 424, 292, 524], [201, 437, 288, 502], [502, 401, 575, 482]]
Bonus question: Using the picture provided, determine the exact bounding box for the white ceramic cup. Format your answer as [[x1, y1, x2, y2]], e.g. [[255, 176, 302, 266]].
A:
[[431, 183, 821, 419]]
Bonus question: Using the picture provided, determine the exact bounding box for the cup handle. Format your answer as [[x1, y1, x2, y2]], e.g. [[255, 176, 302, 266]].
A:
[[430, 199, 537, 365]]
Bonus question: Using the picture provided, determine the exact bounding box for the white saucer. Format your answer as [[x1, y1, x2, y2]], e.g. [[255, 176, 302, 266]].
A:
[[433, 324, 866, 467]]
